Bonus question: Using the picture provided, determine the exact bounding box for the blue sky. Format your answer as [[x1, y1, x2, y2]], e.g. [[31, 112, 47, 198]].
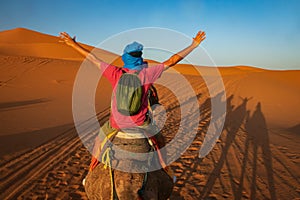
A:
[[0, 0, 299, 70]]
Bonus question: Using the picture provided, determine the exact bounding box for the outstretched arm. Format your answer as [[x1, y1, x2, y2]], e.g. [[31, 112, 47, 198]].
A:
[[163, 31, 206, 70], [59, 32, 102, 68]]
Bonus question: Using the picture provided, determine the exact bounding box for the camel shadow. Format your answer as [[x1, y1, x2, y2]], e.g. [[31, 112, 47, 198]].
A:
[[199, 96, 250, 199], [148, 87, 279, 199], [170, 93, 277, 199], [199, 99, 277, 199]]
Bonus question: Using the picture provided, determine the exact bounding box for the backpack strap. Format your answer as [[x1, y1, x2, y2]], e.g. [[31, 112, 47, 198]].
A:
[[121, 68, 141, 75], [121, 68, 127, 73]]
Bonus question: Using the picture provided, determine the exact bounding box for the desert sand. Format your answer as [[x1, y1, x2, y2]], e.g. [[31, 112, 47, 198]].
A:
[[0, 28, 299, 199]]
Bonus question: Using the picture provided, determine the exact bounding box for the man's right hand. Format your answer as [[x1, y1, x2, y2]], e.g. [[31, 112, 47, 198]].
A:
[[163, 30, 206, 69]]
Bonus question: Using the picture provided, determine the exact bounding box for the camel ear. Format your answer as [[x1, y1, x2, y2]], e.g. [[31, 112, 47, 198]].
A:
[[238, 96, 253, 102]]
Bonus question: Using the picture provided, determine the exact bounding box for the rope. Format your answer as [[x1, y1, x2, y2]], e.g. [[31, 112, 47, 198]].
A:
[[101, 147, 111, 169], [101, 147, 115, 200], [101, 130, 118, 150], [137, 172, 148, 198], [101, 145, 115, 199], [100, 130, 118, 200]]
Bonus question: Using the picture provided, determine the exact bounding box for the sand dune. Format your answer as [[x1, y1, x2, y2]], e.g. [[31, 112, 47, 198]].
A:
[[0, 28, 299, 199], [0, 28, 120, 63]]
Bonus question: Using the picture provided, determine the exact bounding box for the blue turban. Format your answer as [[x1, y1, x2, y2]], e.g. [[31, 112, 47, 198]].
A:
[[122, 41, 146, 70]]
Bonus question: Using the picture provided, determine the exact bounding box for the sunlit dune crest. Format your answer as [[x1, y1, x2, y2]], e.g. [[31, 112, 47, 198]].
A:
[[0, 28, 118, 62]]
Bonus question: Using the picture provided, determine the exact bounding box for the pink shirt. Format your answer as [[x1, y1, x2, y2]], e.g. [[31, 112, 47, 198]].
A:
[[100, 62, 165, 129]]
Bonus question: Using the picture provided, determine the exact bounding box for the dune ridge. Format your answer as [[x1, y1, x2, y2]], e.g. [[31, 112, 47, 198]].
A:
[[0, 28, 119, 62]]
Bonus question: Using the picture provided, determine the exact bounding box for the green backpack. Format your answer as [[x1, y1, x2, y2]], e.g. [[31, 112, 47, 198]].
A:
[[115, 71, 143, 116]]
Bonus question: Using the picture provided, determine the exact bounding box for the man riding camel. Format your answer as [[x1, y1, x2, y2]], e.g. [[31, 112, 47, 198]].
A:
[[60, 30, 206, 199]]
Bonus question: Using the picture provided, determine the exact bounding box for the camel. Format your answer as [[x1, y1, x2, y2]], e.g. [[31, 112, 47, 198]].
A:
[[84, 127, 174, 200]]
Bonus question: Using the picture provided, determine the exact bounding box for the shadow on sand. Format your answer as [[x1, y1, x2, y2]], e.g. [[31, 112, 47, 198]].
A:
[[171, 94, 277, 199], [238, 102, 277, 200], [201, 97, 276, 199], [0, 98, 50, 112], [0, 123, 74, 158]]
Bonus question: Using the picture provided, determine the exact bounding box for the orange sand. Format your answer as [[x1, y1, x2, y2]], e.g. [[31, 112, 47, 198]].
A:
[[0, 28, 299, 199]]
